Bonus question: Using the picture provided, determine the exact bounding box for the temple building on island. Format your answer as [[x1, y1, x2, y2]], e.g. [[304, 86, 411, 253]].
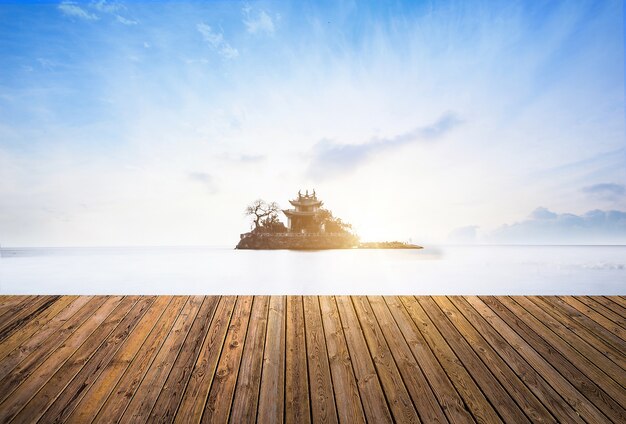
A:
[[282, 190, 323, 233]]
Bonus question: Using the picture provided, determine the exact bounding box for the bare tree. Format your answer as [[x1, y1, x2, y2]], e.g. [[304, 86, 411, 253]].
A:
[[245, 199, 281, 230]]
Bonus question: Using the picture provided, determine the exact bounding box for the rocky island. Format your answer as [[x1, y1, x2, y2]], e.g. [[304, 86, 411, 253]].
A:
[[236, 190, 422, 250]]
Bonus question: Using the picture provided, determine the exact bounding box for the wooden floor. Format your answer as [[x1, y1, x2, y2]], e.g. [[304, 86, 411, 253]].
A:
[[0, 296, 624, 423]]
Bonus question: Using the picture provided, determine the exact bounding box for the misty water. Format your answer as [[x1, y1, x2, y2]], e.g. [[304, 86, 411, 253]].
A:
[[1, 245, 624, 295]]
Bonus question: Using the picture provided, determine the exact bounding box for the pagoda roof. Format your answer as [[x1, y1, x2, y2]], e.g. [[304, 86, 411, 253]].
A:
[[289, 199, 323, 207], [283, 209, 319, 217]]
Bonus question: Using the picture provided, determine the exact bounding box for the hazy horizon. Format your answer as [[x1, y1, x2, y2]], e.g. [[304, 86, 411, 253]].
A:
[[1, 0, 624, 246]]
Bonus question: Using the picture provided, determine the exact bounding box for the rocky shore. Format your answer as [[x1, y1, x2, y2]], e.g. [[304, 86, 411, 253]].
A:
[[236, 232, 359, 249], [236, 232, 421, 250]]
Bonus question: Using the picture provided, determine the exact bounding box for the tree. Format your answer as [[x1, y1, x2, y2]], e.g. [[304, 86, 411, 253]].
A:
[[315, 208, 353, 234], [245, 199, 283, 231], [258, 214, 288, 233]]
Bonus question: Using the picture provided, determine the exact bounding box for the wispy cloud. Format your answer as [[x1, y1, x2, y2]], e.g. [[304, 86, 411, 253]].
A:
[[307, 112, 462, 179], [58, 1, 99, 20], [91, 0, 123, 13], [188, 172, 218, 194], [243, 7, 275, 34], [197, 23, 239, 59], [116, 15, 137, 25], [582, 183, 625, 201]]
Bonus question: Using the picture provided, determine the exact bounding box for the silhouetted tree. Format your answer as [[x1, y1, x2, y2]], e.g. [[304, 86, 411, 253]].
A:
[[315, 208, 353, 234], [245, 199, 283, 231]]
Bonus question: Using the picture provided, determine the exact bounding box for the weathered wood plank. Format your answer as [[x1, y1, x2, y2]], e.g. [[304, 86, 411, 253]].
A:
[[351, 296, 420, 423], [0, 296, 96, 385], [202, 296, 253, 423], [229, 296, 270, 424], [0, 295, 76, 362], [450, 296, 584, 424], [610, 296, 626, 310], [0, 295, 59, 342], [37, 297, 156, 423], [65, 296, 174, 424], [174, 296, 236, 424], [319, 296, 366, 424], [335, 296, 392, 424], [0, 296, 36, 327], [0, 296, 127, 423], [119, 296, 204, 423], [0, 296, 32, 319], [585, 296, 626, 329], [0, 295, 623, 423], [400, 296, 502, 424], [434, 296, 555, 423], [419, 296, 529, 423], [148, 296, 220, 424], [556, 296, 626, 352], [384, 296, 474, 424], [480, 296, 622, 423], [284, 296, 311, 424], [303, 296, 338, 424], [93, 296, 188, 424], [257, 295, 286, 423], [516, 297, 626, 396]]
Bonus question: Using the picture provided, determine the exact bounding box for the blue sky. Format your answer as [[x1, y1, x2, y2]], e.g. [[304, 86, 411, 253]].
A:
[[0, 0, 624, 245]]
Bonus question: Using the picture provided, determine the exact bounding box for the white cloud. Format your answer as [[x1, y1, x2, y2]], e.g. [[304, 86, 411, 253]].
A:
[[116, 15, 138, 25], [58, 1, 99, 20], [243, 9, 275, 34], [91, 0, 123, 13], [196, 23, 238, 59]]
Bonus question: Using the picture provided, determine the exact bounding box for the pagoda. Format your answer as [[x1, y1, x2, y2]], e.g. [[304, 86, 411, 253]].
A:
[[282, 189, 323, 233]]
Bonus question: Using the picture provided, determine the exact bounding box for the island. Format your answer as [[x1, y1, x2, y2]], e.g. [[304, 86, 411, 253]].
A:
[[236, 190, 422, 250]]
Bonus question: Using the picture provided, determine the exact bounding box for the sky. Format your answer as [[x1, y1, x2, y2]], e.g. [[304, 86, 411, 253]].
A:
[[0, 0, 624, 246]]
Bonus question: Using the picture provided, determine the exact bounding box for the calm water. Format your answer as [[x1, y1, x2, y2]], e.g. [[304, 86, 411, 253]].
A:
[[0, 246, 624, 295]]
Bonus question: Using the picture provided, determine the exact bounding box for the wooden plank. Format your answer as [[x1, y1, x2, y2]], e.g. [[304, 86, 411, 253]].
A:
[[558, 296, 626, 348], [0, 296, 96, 388], [434, 296, 556, 423], [302, 296, 338, 424], [257, 295, 286, 423], [284, 296, 311, 424], [400, 296, 503, 424], [0, 295, 127, 423], [65, 296, 174, 424], [335, 296, 392, 423], [0, 295, 76, 362], [318, 296, 365, 424], [119, 296, 204, 423], [418, 296, 529, 423], [384, 296, 474, 424], [449, 296, 584, 424], [479, 296, 622, 423], [0, 296, 104, 402], [372, 296, 451, 422], [0, 295, 60, 342], [515, 297, 626, 390], [0, 296, 31, 319], [610, 296, 626, 309], [586, 297, 626, 329], [202, 296, 253, 423], [230, 296, 270, 424], [148, 296, 220, 423], [0, 296, 36, 327], [11, 296, 139, 423], [92, 296, 188, 424], [174, 296, 236, 423], [37, 297, 156, 423], [351, 296, 420, 423]]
